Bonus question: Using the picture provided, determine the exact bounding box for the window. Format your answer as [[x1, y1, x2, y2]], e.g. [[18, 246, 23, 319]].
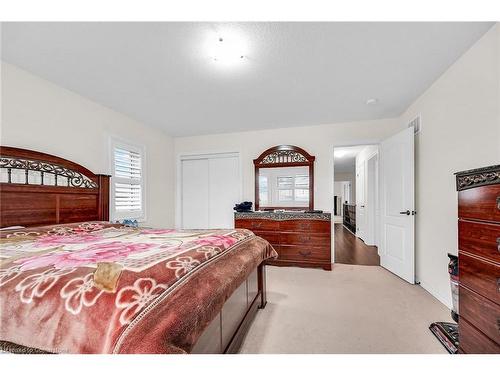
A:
[[277, 174, 309, 204], [111, 139, 145, 221], [277, 176, 293, 202]]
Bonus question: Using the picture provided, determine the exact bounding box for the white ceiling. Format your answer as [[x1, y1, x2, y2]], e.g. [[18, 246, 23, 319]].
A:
[[334, 146, 367, 174], [1, 22, 494, 137]]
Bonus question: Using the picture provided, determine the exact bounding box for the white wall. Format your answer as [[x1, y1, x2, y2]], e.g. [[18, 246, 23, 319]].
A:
[[400, 24, 500, 307], [0, 62, 175, 228]]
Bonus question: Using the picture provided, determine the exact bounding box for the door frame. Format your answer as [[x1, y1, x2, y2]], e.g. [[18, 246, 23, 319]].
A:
[[176, 150, 242, 229], [365, 152, 379, 247], [332, 142, 380, 263]]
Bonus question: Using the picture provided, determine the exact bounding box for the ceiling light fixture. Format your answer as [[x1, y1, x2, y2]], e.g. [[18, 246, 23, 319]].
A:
[[213, 37, 245, 62], [205, 29, 248, 68], [366, 98, 379, 105]]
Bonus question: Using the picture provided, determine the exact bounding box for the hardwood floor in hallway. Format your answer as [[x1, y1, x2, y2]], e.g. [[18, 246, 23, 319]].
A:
[[334, 223, 380, 266]]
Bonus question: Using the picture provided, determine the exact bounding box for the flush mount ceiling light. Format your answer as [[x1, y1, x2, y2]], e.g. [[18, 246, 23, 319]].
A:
[[205, 29, 248, 68], [366, 98, 379, 105], [213, 37, 245, 62]]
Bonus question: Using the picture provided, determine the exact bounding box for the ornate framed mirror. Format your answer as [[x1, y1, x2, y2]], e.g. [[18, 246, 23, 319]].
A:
[[254, 145, 315, 211]]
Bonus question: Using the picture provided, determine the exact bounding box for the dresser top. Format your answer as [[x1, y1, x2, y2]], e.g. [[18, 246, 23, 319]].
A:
[[234, 211, 331, 221], [455, 164, 500, 191]]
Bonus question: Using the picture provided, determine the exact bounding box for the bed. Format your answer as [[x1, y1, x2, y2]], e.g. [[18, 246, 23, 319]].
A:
[[0, 146, 277, 354]]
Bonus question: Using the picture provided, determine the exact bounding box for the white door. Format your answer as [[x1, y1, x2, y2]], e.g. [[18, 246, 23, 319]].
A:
[[356, 161, 366, 241], [379, 127, 415, 284], [181, 153, 240, 230]]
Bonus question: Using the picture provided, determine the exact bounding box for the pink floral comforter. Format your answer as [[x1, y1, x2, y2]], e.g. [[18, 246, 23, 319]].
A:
[[0, 222, 276, 353]]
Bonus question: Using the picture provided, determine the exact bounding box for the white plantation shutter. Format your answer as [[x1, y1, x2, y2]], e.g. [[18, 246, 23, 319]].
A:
[[111, 141, 145, 220]]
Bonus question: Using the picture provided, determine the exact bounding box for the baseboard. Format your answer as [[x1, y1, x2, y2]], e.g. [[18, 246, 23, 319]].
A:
[[418, 280, 452, 310], [342, 224, 355, 236]]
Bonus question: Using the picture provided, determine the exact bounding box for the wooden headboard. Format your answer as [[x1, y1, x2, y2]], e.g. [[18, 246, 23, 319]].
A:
[[0, 146, 110, 228]]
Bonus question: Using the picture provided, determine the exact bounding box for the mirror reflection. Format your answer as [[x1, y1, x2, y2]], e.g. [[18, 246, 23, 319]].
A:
[[259, 167, 310, 208]]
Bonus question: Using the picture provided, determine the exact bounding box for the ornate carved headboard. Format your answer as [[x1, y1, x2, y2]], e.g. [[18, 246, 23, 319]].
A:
[[0, 146, 110, 228]]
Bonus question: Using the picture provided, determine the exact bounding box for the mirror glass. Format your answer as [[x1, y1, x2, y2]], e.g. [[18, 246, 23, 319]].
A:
[[258, 166, 310, 208]]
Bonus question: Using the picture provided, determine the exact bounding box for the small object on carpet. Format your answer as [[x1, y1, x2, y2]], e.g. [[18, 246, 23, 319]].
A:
[[429, 322, 459, 354]]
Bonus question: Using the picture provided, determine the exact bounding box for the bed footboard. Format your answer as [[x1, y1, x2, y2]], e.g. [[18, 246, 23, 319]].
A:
[[191, 263, 267, 354]]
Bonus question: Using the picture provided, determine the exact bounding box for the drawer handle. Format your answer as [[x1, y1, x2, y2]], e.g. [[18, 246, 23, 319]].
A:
[[252, 222, 262, 229], [497, 196, 500, 210], [497, 278, 500, 293], [497, 237, 500, 253], [299, 250, 312, 257], [300, 236, 311, 243], [299, 223, 311, 229]]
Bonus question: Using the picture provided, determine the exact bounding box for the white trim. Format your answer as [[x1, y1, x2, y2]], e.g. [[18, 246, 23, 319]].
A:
[[109, 135, 147, 222], [180, 151, 239, 161]]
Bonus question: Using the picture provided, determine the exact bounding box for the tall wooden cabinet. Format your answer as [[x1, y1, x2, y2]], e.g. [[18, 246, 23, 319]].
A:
[[455, 165, 500, 354]]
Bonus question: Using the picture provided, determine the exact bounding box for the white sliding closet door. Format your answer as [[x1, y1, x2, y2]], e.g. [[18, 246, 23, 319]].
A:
[[181, 158, 209, 229], [208, 156, 240, 228], [181, 153, 240, 230]]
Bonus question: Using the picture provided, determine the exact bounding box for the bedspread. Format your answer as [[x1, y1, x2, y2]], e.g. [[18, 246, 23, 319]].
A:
[[0, 222, 276, 353]]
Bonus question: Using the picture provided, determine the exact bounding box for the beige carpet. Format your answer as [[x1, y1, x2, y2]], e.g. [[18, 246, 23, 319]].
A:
[[240, 264, 451, 354]]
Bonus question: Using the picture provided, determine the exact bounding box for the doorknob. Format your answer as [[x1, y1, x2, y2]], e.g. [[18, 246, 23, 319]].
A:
[[399, 210, 411, 215]]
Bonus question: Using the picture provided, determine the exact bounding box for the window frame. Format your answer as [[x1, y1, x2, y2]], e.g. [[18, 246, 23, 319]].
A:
[[109, 137, 146, 222], [294, 174, 310, 203], [276, 174, 310, 205]]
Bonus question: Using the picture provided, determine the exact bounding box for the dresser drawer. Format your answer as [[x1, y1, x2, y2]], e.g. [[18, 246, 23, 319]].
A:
[[459, 286, 500, 345], [235, 219, 280, 231], [279, 220, 330, 233], [459, 220, 500, 263], [280, 245, 330, 261], [458, 185, 500, 223], [459, 252, 500, 305], [280, 233, 330, 246], [459, 317, 500, 354], [252, 231, 280, 245]]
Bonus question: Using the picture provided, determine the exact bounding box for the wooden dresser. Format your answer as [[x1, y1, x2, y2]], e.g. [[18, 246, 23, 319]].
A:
[[455, 165, 500, 354], [235, 211, 331, 270]]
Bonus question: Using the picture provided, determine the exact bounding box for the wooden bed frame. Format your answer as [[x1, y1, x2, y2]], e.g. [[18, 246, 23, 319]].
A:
[[0, 146, 110, 227], [0, 146, 266, 354]]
